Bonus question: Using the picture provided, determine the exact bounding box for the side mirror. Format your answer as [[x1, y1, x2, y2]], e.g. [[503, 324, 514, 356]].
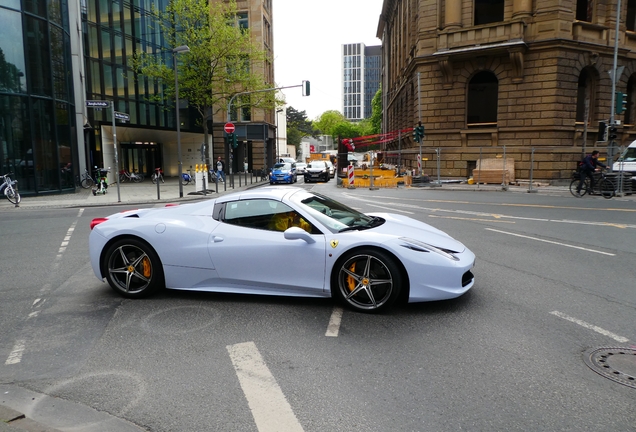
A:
[[284, 227, 315, 244]]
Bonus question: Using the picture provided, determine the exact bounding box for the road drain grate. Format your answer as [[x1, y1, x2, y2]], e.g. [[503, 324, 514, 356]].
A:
[[583, 347, 636, 389]]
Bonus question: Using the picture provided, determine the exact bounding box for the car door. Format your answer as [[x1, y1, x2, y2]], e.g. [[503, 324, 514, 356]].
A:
[[209, 199, 327, 296]]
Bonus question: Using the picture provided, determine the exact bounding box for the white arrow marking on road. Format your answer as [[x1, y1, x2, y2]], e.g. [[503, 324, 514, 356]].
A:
[[227, 341, 304, 432]]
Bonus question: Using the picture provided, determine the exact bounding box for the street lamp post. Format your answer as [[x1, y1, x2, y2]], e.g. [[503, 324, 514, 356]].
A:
[[275, 108, 284, 163], [173, 45, 190, 198]]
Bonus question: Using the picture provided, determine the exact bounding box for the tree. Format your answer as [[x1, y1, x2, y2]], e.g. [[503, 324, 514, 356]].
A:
[[285, 106, 319, 158], [313, 110, 348, 137], [133, 0, 276, 164], [369, 86, 382, 134]]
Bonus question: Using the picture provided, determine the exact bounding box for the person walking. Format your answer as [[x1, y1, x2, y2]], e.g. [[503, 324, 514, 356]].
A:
[[576, 150, 607, 196], [216, 156, 226, 182]]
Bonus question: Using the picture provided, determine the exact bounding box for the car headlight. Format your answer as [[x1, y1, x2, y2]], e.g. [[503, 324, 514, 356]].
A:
[[399, 237, 460, 261]]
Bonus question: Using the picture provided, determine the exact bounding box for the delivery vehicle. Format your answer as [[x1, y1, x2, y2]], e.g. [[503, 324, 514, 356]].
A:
[[612, 140, 636, 189]]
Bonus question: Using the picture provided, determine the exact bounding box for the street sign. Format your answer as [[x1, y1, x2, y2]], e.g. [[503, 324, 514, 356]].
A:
[[114, 111, 130, 122], [86, 100, 110, 108], [224, 122, 235, 134]]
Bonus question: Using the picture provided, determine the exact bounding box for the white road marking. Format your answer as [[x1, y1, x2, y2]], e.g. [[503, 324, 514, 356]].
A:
[[227, 342, 304, 432], [550, 311, 629, 343], [325, 307, 344, 337], [485, 228, 615, 256], [5, 340, 26, 365]]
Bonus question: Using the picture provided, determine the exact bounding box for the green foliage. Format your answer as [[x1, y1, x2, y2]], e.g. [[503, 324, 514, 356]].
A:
[[286, 106, 318, 146], [370, 86, 382, 134], [313, 111, 347, 136], [133, 0, 275, 133]]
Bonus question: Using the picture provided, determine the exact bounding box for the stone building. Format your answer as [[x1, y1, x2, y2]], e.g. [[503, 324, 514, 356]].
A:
[[377, 0, 636, 182]]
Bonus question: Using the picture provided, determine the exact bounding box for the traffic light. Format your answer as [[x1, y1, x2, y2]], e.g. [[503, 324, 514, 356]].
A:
[[226, 133, 238, 148], [413, 124, 425, 143], [597, 121, 607, 142], [302, 80, 310, 96], [615, 92, 627, 115], [608, 125, 618, 141]]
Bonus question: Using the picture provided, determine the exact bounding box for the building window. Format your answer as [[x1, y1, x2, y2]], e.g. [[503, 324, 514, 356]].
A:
[[467, 71, 498, 125], [576, 0, 593, 22], [576, 68, 596, 123], [474, 0, 504, 26], [628, 0, 636, 31]]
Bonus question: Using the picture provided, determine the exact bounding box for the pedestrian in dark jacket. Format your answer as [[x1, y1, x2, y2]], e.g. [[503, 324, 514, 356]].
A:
[[576, 150, 607, 195]]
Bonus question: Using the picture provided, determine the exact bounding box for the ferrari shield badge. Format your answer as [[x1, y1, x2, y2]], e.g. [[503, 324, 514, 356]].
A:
[[330, 239, 339, 248]]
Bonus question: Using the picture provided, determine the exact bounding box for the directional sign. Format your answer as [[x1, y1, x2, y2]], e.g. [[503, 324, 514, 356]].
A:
[[86, 100, 110, 108], [224, 122, 235, 134], [114, 111, 130, 122]]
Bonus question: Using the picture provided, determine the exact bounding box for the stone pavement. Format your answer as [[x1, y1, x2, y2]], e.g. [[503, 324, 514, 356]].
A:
[[5, 174, 267, 210]]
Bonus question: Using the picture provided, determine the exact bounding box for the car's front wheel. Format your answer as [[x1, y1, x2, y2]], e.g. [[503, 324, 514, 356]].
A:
[[332, 249, 402, 313], [103, 238, 164, 298]]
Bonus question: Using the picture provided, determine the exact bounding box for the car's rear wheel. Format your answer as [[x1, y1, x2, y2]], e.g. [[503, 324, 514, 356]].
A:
[[103, 238, 164, 298], [332, 249, 402, 313]]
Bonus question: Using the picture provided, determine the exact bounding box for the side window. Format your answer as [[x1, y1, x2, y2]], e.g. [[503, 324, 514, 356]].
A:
[[222, 199, 315, 233]]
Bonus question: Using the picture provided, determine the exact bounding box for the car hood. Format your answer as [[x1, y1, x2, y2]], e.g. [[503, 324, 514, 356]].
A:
[[306, 167, 326, 172], [367, 212, 466, 252], [272, 168, 292, 174]]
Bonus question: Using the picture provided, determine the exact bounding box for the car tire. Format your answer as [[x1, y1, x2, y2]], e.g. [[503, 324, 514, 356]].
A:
[[103, 238, 164, 298], [332, 248, 402, 313]]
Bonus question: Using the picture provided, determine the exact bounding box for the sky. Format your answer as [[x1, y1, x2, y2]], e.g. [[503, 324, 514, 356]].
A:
[[272, 0, 384, 121]]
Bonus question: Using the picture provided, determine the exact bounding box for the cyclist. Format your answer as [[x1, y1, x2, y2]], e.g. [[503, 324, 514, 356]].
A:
[[576, 150, 607, 196]]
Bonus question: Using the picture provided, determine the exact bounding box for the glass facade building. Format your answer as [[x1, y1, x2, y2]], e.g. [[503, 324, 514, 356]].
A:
[[0, 0, 77, 195], [342, 43, 381, 121]]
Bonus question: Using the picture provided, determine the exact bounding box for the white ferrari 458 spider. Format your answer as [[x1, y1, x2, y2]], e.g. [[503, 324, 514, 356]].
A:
[[89, 187, 475, 313]]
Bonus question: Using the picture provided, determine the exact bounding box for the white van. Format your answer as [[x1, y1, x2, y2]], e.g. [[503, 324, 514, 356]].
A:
[[612, 140, 636, 189]]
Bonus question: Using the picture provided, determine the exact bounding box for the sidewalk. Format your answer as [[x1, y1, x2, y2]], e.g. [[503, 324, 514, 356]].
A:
[[7, 175, 266, 210]]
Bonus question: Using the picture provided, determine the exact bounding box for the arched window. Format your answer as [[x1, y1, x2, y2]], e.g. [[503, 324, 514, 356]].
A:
[[474, 0, 504, 26], [575, 68, 596, 123], [467, 71, 498, 125]]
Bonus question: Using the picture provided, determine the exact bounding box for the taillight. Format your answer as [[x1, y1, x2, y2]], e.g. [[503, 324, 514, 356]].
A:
[[165, 203, 179, 207], [90, 218, 108, 230]]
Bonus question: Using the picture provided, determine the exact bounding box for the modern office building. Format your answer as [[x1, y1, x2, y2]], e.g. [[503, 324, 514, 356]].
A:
[[377, 0, 636, 181], [0, 0, 276, 196], [342, 43, 381, 121]]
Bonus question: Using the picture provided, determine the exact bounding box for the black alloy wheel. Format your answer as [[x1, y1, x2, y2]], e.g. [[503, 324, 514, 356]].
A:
[[103, 238, 164, 298], [332, 249, 402, 313]]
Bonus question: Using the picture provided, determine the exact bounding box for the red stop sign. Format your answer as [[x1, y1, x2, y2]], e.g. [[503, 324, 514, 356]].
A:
[[224, 122, 235, 134]]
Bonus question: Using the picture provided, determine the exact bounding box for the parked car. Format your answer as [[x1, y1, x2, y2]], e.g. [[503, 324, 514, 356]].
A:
[[295, 162, 307, 174], [304, 161, 330, 183], [325, 160, 335, 178], [88, 187, 476, 313], [269, 162, 297, 184]]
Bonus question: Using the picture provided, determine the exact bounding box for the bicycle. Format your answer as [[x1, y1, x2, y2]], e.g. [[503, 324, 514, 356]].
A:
[[181, 170, 195, 185], [79, 168, 95, 189], [92, 168, 110, 195], [0, 172, 21, 205], [119, 169, 143, 183], [151, 167, 164, 184], [569, 169, 615, 199]]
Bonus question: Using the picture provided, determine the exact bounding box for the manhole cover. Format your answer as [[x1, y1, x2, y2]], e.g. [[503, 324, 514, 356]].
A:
[[583, 347, 636, 389]]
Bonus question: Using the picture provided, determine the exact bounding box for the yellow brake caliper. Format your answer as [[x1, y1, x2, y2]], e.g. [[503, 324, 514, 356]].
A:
[[346, 263, 356, 292], [142, 257, 151, 278]]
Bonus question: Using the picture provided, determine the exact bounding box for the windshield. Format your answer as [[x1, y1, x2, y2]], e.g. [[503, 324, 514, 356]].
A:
[[292, 191, 380, 233], [619, 147, 636, 162], [273, 163, 291, 170], [308, 162, 326, 169]]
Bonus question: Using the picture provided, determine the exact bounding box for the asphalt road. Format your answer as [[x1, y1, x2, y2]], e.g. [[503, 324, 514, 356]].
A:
[[1, 183, 634, 431]]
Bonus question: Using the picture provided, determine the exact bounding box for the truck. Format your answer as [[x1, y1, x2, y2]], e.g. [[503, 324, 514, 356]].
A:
[[612, 140, 636, 189]]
